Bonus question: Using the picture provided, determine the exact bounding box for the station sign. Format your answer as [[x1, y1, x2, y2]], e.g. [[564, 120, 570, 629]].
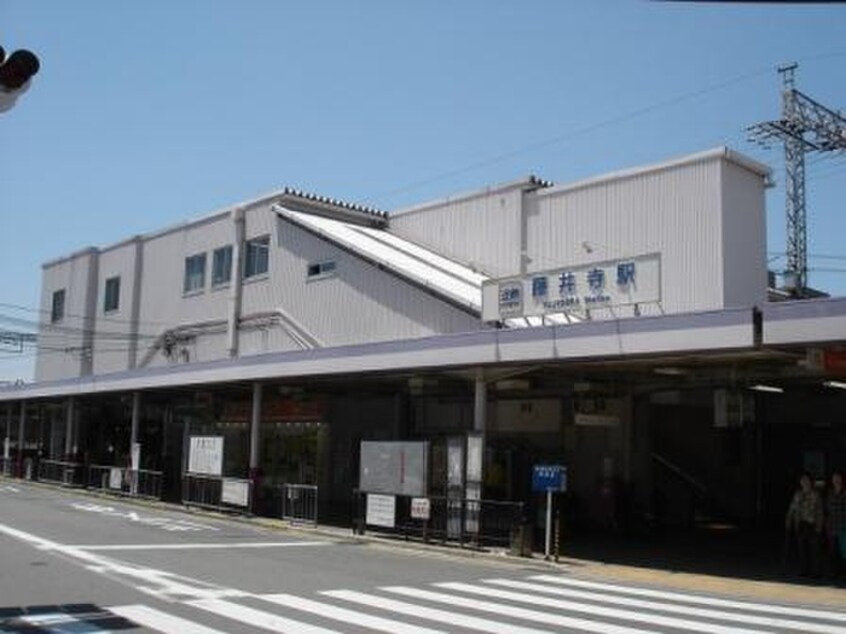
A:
[[532, 464, 567, 493], [482, 253, 661, 321]]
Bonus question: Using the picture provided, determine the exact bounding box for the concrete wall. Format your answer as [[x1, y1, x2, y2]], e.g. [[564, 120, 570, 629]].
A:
[[528, 157, 726, 315], [36, 249, 99, 381], [393, 150, 769, 318], [389, 183, 527, 278], [261, 217, 480, 347], [36, 196, 479, 381]]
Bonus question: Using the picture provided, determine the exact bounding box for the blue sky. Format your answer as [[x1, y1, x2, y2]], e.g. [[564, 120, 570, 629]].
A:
[[1, 1, 845, 381]]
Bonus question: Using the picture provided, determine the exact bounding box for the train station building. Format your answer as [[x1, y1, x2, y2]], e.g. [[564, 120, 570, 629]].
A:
[[2, 146, 845, 547]]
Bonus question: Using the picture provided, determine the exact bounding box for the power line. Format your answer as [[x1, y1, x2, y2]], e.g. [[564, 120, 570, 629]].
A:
[[0, 301, 174, 330], [373, 51, 846, 205]]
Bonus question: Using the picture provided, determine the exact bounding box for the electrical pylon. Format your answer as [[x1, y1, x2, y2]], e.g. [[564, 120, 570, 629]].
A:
[[748, 64, 846, 295]]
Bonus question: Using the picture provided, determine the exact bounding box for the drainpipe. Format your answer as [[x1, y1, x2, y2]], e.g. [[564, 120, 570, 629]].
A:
[[227, 207, 246, 358], [128, 237, 144, 370]]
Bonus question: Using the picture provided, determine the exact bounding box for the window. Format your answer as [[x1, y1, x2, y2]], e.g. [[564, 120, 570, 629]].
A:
[[307, 260, 337, 280], [244, 235, 269, 279], [104, 276, 120, 313], [184, 252, 207, 294], [50, 289, 65, 323], [211, 245, 233, 288]]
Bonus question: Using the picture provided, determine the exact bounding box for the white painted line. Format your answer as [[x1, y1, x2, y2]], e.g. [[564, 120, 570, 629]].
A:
[[323, 589, 557, 634], [109, 604, 227, 634], [0, 521, 245, 601], [482, 578, 846, 634], [70, 541, 328, 551], [530, 574, 846, 622], [392, 584, 764, 634], [188, 598, 343, 634], [261, 593, 447, 634]]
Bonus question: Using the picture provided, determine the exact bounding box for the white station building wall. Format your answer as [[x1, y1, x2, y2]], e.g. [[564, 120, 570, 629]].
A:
[[393, 148, 769, 318]]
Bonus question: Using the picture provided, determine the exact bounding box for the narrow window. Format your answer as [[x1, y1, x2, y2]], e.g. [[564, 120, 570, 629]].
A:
[[211, 245, 233, 287], [244, 235, 269, 279], [307, 260, 337, 280], [184, 252, 207, 294], [51, 289, 65, 323], [104, 276, 120, 313]]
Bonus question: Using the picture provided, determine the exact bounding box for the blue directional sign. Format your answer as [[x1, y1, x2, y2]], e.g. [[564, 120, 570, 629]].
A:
[[532, 464, 567, 493]]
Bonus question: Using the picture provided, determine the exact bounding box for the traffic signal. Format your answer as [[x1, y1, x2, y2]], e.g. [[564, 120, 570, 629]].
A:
[[0, 46, 40, 113]]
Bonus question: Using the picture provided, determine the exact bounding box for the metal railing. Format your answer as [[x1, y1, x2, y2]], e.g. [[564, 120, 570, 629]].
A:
[[353, 491, 525, 550], [88, 465, 163, 500], [182, 473, 252, 513], [281, 484, 318, 525], [38, 459, 85, 487]]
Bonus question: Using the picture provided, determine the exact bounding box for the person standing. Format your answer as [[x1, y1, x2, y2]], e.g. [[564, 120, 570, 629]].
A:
[[824, 471, 846, 579], [785, 472, 824, 577]]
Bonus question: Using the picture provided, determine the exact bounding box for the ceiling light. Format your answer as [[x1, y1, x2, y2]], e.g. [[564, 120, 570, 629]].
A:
[[749, 384, 784, 394], [823, 380, 846, 391], [654, 367, 687, 376]]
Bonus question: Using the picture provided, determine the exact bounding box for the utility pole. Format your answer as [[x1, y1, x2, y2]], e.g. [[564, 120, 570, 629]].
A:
[[748, 64, 846, 296]]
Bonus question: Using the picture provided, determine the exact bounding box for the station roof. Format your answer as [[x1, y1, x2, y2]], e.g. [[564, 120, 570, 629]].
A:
[[275, 204, 488, 313], [1, 298, 845, 402]]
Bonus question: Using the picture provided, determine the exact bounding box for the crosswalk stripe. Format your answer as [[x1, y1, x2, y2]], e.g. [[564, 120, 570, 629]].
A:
[[261, 593, 447, 634], [481, 578, 846, 634], [531, 574, 846, 622], [324, 589, 555, 634], [390, 584, 766, 634], [187, 598, 343, 634], [109, 604, 227, 634]]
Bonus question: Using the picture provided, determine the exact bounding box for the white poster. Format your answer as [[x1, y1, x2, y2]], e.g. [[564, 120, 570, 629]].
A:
[[109, 467, 123, 490], [130, 442, 141, 471], [221, 478, 250, 507], [3, 437, 9, 460], [366, 493, 396, 528], [411, 497, 431, 521], [188, 436, 223, 476]]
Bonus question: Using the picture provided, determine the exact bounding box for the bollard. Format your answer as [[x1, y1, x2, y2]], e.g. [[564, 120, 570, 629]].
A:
[[554, 509, 561, 563]]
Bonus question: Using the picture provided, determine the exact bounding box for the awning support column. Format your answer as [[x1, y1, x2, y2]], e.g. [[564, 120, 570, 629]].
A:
[[64, 397, 75, 459], [249, 382, 262, 510], [18, 401, 26, 477], [130, 392, 141, 495]]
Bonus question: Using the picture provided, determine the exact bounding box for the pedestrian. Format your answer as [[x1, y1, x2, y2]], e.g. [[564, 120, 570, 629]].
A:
[[824, 471, 846, 579], [785, 472, 824, 577]]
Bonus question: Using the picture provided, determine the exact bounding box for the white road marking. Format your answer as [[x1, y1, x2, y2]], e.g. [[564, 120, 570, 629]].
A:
[[70, 541, 328, 551], [0, 484, 20, 493], [481, 578, 846, 634], [390, 584, 768, 634], [0, 521, 245, 601], [71, 501, 217, 532], [531, 574, 846, 622], [261, 592, 447, 634], [109, 604, 227, 634], [324, 589, 557, 634], [188, 598, 342, 634]]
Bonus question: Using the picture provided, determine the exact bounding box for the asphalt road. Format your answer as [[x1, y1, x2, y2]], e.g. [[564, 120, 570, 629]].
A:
[[1, 481, 845, 633]]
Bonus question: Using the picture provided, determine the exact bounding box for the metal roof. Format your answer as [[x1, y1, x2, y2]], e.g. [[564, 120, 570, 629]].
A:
[[274, 205, 488, 313]]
